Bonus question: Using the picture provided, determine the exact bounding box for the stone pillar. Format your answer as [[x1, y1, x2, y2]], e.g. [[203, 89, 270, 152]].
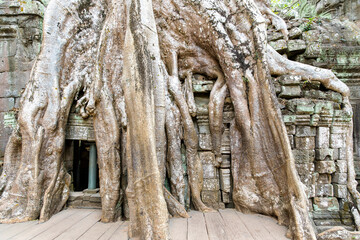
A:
[[88, 143, 97, 190]]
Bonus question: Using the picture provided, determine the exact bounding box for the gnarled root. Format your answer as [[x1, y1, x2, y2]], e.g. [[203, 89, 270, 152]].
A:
[[167, 51, 213, 212], [209, 70, 228, 167]]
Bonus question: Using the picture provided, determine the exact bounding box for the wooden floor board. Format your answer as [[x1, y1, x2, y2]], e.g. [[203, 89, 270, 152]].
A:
[[78, 221, 119, 240], [33, 209, 95, 240], [169, 217, 188, 240], [54, 210, 101, 240], [0, 208, 290, 240], [236, 211, 276, 240], [10, 209, 78, 240], [255, 214, 288, 240], [204, 212, 229, 240], [109, 221, 128, 240], [0, 221, 38, 239], [187, 211, 208, 240], [98, 222, 124, 240], [218, 209, 254, 240]]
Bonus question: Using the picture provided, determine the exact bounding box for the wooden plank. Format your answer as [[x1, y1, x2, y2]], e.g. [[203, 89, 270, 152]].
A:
[[109, 221, 128, 240], [54, 210, 101, 240], [236, 211, 275, 240], [218, 209, 254, 240], [169, 217, 188, 240], [0, 222, 16, 232], [187, 211, 208, 240], [34, 209, 96, 240], [0, 221, 38, 239], [255, 214, 289, 240], [78, 221, 120, 240], [10, 209, 78, 240], [204, 211, 229, 240], [98, 222, 124, 240]]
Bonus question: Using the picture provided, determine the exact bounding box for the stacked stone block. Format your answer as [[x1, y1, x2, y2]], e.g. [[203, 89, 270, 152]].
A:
[[276, 75, 354, 231], [0, 1, 46, 171]]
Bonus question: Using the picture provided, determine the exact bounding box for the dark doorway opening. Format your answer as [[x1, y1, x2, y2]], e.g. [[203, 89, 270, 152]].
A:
[[73, 140, 99, 191]]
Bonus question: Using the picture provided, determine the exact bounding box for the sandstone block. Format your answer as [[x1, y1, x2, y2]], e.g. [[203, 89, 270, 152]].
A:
[[315, 102, 334, 115], [332, 173, 347, 185], [296, 126, 316, 137], [289, 27, 302, 39], [339, 147, 347, 160], [0, 98, 14, 112], [279, 86, 302, 98], [286, 125, 296, 135], [296, 163, 314, 176], [219, 169, 231, 193], [335, 160, 347, 173], [317, 226, 350, 240], [203, 164, 217, 179], [203, 179, 220, 191], [278, 75, 301, 86], [316, 161, 336, 174], [287, 39, 306, 53], [222, 191, 231, 203], [316, 127, 330, 149], [333, 184, 347, 199], [313, 197, 339, 212], [315, 184, 333, 197], [201, 190, 219, 203], [316, 149, 333, 161], [269, 39, 287, 53], [199, 152, 216, 165], [292, 149, 315, 164], [330, 134, 345, 149], [295, 136, 315, 150], [199, 134, 212, 150], [296, 101, 315, 115]]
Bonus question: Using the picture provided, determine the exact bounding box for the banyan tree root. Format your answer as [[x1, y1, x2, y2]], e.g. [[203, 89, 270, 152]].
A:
[[0, 0, 106, 223], [209, 70, 228, 167], [167, 51, 213, 212]]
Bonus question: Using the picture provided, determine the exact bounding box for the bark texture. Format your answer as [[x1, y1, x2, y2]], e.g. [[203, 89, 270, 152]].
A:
[[0, 0, 356, 239]]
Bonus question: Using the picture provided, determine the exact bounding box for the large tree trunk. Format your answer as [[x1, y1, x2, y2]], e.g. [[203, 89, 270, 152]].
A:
[[0, 0, 356, 239]]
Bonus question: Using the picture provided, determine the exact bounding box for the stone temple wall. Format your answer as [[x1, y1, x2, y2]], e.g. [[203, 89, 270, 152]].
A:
[[0, 0, 46, 171]]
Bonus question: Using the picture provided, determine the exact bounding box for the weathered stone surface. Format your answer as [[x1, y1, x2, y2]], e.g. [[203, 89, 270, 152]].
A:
[[334, 184, 347, 199], [278, 75, 301, 86], [219, 169, 230, 192], [332, 173, 347, 185], [296, 101, 315, 115], [335, 160, 347, 173], [293, 149, 315, 164], [296, 163, 315, 176], [198, 133, 212, 150], [330, 134, 346, 148], [203, 164, 217, 179], [314, 102, 334, 115], [199, 152, 216, 165], [289, 27, 302, 39], [317, 226, 350, 240], [316, 127, 330, 149], [339, 148, 347, 160], [201, 190, 219, 203], [315, 184, 333, 197], [316, 149, 334, 161], [295, 136, 315, 150], [269, 39, 287, 52], [288, 39, 306, 53], [315, 161, 336, 174], [0, 98, 15, 112], [279, 86, 302, 98], [203, 179, 220, 191], [268, 31, 284, 41], [296, 126, 316, 137], [286, 125, 296, 135], [313, 197, 339, 212]]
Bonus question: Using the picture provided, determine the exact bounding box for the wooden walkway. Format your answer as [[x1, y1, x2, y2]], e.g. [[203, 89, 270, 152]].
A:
[[0, 208, 288, 240]]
